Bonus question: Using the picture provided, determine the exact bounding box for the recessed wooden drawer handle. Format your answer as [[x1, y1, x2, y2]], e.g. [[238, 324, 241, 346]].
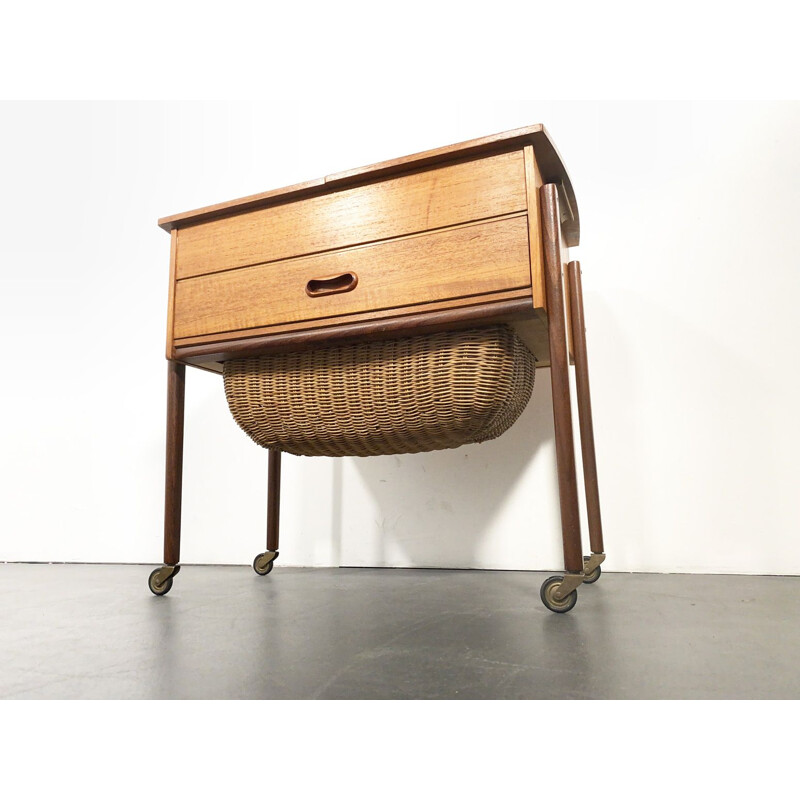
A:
[[305, 272, 359, 297]]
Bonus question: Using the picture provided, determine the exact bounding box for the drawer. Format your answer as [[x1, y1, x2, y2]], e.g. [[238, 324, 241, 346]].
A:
[[173, 214, 531, 340], [175, 150, 527, 280]]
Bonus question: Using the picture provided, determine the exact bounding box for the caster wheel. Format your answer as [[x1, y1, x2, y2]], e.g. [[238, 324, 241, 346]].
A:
[[540, 576, 578, 614], [148, 568, 173, 596], [583, 560, 601, 584], [253, 552, 278, 576]]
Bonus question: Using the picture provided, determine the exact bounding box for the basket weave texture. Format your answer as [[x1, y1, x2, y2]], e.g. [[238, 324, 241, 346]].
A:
[[223, 325, 535, 458]]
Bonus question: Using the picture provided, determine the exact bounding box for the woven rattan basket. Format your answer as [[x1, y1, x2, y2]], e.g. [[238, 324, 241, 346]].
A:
[[223, 324, 535, 458]]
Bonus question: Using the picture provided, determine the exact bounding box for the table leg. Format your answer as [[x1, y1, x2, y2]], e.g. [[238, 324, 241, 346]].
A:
[[567, 260, 606, 582], [254, 449, 281, 576], [148, 360, 185, 596], [540, 184, 584, 576], [267, 449, 281, 552]]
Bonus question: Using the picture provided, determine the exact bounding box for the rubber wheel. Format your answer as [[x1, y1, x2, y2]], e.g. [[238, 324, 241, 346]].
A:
[[583, 564, 601, 584], [253, 554, 275, 576], [148, 568, 173, 597], [540, 576, 578, 613]]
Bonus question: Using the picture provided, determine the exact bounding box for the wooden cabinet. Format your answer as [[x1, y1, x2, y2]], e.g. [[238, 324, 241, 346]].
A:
[[161, 125, 580, 371]]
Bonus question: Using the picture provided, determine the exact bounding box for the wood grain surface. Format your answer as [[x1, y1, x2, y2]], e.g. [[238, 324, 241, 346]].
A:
[[173, 214, 532, 339], [173, 288, 532, 347], [175, 150, 526, 280]]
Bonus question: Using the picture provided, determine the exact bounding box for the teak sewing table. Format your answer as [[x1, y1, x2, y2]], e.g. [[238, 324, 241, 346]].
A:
[[150, 124, 606, 613]]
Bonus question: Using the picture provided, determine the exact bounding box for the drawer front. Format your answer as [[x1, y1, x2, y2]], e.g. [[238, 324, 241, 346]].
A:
[[175, 150, 527, 279], [173, 215, 531, 340]]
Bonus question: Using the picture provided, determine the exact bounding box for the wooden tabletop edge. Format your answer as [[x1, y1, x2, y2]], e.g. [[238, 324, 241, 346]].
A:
[[321, 124, 545, 184], [157, 176, 326, 232], [156, 123, 579, 244]]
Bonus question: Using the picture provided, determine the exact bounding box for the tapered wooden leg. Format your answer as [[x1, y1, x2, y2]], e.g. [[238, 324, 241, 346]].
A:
[[266, 449, 281, 552], [164, 361, 186, 565], [540, 184, 584, 576], [148, 360, 185, 596], [254, 449, 281, 576], [567, 261, 605, 558]]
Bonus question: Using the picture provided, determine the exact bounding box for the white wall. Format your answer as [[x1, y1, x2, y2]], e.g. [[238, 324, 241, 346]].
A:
[[1, 100, 798, 574]]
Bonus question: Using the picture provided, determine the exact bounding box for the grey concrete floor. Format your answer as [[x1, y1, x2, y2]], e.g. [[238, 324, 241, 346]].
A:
[[0, 564, 798, 699]]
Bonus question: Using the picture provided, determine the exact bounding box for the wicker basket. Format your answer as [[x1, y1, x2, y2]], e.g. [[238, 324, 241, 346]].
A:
[[223, 324, 535, 458]]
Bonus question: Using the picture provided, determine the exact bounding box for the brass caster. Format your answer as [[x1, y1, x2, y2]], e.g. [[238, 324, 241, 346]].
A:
[[540, 575, 579, 614], [583, 554, 605, 584], [148, 564, 180, 596], [253, 551, 279, 576], [583, 560, 601, 584]]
